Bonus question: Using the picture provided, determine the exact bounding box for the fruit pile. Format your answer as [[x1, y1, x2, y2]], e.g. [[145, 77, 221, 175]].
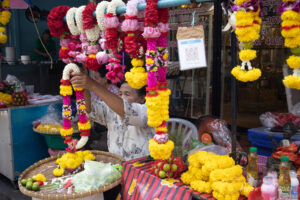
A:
[[181, 151, 253, 200], [20, 173, 46, 192], [11, 91, 28, 106], [152, 156, 186, 179]]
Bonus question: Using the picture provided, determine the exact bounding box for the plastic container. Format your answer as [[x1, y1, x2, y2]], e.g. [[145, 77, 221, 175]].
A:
[[248, 127, 300, 156], [278, 156, 291, 200], [42, 133, 81, 150], [290, 170, 299, 200], [247, 147, 258, 187], [261, 176, 277, 200]]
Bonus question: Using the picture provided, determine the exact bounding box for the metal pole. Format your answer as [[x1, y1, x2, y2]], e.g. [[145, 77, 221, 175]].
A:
[[63, 0, 215, 22], [231, 32, 237, 153], [211, 0, 222, 117]]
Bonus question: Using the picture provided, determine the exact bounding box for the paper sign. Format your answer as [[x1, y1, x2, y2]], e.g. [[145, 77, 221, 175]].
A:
[[176, 25, 207, 70]]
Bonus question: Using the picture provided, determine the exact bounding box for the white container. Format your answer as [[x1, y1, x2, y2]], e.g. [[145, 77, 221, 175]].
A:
[[290, 170, 299, 200], [25, 85, 34, 95], [5, 47, 16, 60], [261, 176, 277, 200], [21, 55, 31, 65]]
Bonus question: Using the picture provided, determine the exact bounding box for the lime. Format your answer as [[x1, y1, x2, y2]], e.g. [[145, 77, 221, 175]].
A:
[[163, 164, 170, 172], [157, 162, 162, 168], [32, 176, 37, 181], [21, 179, 27, 186], [32, 182, 40, 191], [154, 169, 158, 175], [27, 178, 33, 183], [26, 181, 33, 190], [291, 46, 300, 55], [172, 164, 178, 172], [159, 170, 166, 178]]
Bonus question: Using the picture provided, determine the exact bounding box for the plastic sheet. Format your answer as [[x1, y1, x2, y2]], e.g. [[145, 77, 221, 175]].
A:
[[259, 112, 300, 128], [72, 160, 122, 193], [33, 104, 61, 126]]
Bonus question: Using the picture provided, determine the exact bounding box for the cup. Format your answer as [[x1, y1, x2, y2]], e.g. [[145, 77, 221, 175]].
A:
[[21, 55, 30, 65]]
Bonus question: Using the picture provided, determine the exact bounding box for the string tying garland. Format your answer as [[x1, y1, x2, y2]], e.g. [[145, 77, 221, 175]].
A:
[[231, 0, 262, 82], [279, 1, 300, 89]]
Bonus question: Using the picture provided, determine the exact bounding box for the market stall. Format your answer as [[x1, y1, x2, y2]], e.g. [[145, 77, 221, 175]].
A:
[[9, 0, 300, 198]]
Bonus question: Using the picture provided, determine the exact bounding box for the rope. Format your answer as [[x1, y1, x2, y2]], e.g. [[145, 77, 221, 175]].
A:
[[28, 6, 53, 69]]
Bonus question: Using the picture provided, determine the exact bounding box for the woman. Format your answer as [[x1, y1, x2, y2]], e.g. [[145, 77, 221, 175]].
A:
[[90, 66, 119, 102], [32, 29, 56, 61], [71, 68, 154, 161]]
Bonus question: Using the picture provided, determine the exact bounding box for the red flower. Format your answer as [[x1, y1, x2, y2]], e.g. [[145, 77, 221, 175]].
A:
[[124, 34, 139, 58], [85, 56, 101, 71], [82, 3, 97, 30], [144, 1, 159, 26], [47, 6, 70, 38], [59, 48, 69, 59]]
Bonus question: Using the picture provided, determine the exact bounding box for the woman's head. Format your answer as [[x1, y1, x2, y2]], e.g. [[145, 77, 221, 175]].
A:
[[90, 66, 109, 86], [42, 29, 51, 41], [119, 82, 146, 104]]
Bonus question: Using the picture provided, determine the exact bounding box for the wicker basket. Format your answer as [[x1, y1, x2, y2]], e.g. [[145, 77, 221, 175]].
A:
[[18, 150, 125, 200], [33, 127, 81, 150]]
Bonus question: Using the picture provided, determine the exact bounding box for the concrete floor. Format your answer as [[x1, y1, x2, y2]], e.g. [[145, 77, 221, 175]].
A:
[[0, 174, 30, 200]]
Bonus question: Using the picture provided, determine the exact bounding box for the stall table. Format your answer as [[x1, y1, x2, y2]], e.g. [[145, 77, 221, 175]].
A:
[[122, 157, 247, 200], [0, 101, 62, 181]]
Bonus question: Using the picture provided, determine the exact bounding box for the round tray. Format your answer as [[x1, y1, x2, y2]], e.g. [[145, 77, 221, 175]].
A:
[[33, 127, 80, 135], [18, 150, 125, 200]]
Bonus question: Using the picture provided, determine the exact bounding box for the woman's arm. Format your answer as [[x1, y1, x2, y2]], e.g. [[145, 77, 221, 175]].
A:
[[71, 71, 125, 118], [34, 48, 47, 57]]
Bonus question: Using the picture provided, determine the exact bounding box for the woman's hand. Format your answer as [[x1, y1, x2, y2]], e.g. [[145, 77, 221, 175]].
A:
[[71, 68, 95, 90]]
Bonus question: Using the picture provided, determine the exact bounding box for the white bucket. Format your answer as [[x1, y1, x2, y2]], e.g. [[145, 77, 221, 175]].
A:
[[5, 47, 16, 61]]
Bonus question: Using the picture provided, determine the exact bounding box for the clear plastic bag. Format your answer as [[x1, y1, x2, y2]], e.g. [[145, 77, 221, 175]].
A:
[[208, 119, 232, 151], [72, 160, 122, 193], [259, 112, 300, 128], [32, 104, 61, 126], [188, 144, 228, 157], [5, 74, 25, 92], [291, 102, 300, 117]]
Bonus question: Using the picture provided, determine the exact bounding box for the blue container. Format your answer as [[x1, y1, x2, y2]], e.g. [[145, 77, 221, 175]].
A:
[[248, 127, 300, 156]]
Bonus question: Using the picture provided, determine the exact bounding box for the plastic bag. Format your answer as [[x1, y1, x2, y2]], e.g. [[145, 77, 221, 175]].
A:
[[291, 102, 300, 117], [259, 112, 300, 128], [5, 74, 25, 92], [72, 160, 122, 193], [32, 104, 61, 126], [208, 119, 232, 151], [188, 144, 228, 157]]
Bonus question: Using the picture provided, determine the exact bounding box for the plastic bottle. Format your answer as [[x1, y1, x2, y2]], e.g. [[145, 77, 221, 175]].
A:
[[290, 170, 299, 200], [247, 147, 258, 187], [267, 170, 278, 199], [261, 176, 277, 200], [278, 156, 291, 200]]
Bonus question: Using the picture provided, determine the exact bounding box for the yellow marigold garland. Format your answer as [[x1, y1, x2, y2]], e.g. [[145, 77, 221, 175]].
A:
[[148, 139, 174, 160], [181, 151, 254, 199], [0, 0, 10, 44], [280, 0, 300, 89], [232, 0, 262, 82]]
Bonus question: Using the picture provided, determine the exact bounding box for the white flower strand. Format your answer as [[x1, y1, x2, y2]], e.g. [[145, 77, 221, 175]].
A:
[[107, 0, 125, 15], [75, 5, 86, 34], [66, 7, 80, 35], [96, 1, 109, 31]]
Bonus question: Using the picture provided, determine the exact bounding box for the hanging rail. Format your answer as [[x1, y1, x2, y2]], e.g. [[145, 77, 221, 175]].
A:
[[63, 0, 213, 22]]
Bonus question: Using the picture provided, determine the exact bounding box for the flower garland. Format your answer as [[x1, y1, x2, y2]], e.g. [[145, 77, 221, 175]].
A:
[[66, 7, 80, 36], [82, 3, 102, 71], [75, 6, 88, 64], [0, 0, 11, 44], [123, 0, 148, 89], [279, 2, 300, 89], [181, 151, 254, 199], [60, 63, 91, 152], [143, 0, 174, 161], [82, 3, 100, 42], [95, 1, 110, 66], [48, 6, 72, 64], [231, 0, 262, 82], [104, 0, 126, 83]]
